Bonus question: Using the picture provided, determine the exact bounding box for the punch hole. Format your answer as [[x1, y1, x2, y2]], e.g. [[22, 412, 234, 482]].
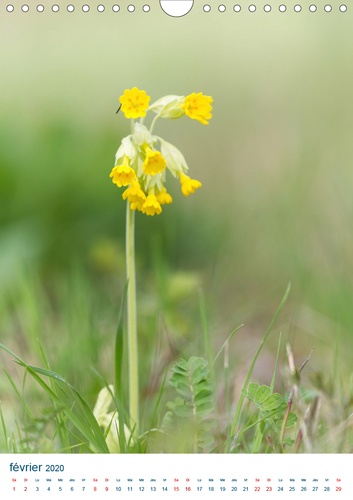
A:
[[142, 4, 150, 11], [218, 4, 226, 11], [264, 4, 271, 11], [233, 4, 241, 12], [37, 4, 44, 11], [21, 3, 29, 11], [279, 4, 286, 11], [339, 4, 347, 11], [67, 4, 75, 11], [309, 4, 316, 11], [294, 4, 301, 11], [112, 5, 120, 11], [97, 4, 105, 11], [6, 4, 14, 11], [82, 4, 90, 11], [52, 4, 59, 11], [160, 1, 194, 17], [203, 4, 211, 11], [127, 4, 135, 11], [324, 4, 331, 11], [248, 4, 256, 11]]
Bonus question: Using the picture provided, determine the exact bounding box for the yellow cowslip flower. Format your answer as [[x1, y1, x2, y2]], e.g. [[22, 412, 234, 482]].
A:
[[156, 187, 173, 205], [122, 180, 146, 211], [143, 146, 167, 176], [112, 89, 211, 214], [182, 92, 213, 125], [119, 87, 150, 119], [110, 156, 136, 187], [141, 193, 162, 216], [179, 173, 202, 197]]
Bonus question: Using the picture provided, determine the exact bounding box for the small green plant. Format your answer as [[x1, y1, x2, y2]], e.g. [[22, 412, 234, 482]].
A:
[[164, 356, 214, 452], [241, 382, 297, 452]]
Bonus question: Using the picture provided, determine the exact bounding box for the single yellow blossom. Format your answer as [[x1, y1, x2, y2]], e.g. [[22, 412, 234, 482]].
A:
[[122, 180, 146, 211], [156, 187, 173, 205], [143, 146, 167, 175], [119, 87, 150, 119], [182, 92, 213, 125], [179, 173, 202, 197], [110, 156, 136, 187], [141, 193, 162, 216]]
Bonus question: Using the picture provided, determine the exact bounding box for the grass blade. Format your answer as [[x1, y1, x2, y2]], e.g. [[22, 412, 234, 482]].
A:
[[227, 283, 291, 452], [213, 324, 243, 366], [270, 332, 282, 393], [0, 343, 109, 453], [199, 289, 214, 384]]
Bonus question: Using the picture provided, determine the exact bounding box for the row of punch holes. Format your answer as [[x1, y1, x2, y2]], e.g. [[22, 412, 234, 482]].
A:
[[4, 3, 348, 12]]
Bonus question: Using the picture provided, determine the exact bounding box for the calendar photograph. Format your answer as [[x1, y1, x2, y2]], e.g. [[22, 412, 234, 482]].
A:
[[1, 2, 353, 460]]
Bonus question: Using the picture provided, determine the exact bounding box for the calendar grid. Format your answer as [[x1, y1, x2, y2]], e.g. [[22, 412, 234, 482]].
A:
[[1, 454, 352, 498]]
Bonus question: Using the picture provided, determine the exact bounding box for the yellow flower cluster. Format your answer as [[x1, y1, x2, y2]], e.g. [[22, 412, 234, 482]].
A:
[[110, 87, 213, 216]]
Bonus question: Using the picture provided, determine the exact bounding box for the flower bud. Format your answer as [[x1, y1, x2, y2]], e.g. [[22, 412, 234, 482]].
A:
[[132, 122, 153, 147], [149, 95, 185, 119], [115, 136, 136, 164], [158, 137, 189, 177]]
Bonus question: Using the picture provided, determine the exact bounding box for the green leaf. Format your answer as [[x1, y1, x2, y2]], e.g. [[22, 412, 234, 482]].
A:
[[271, 409, 297, 431], [195, 388, 213, 401], [168, 357, 214, 419], [255, 385, 271, 404], [283, 436, 295, 446], [263, 393, 283, 411], [194, 401, 214, 417], [247, 382, 259, 402]]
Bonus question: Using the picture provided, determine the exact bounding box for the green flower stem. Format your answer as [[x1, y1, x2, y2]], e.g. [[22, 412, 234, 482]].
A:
[[126, 201, 139, 435], [149, 111, 162, 135]]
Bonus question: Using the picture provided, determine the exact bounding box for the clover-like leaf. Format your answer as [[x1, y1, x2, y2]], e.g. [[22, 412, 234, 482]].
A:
[[255, 385, 272, 405], [246, 382, 260, 402], [262, 393, 283, 412]]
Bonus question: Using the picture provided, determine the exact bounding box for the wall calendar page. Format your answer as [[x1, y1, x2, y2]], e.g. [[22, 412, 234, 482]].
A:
[[0, 1, 352, 499]]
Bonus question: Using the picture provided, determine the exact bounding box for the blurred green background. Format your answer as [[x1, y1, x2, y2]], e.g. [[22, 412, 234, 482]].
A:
[[1, 5, 353, 444]]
